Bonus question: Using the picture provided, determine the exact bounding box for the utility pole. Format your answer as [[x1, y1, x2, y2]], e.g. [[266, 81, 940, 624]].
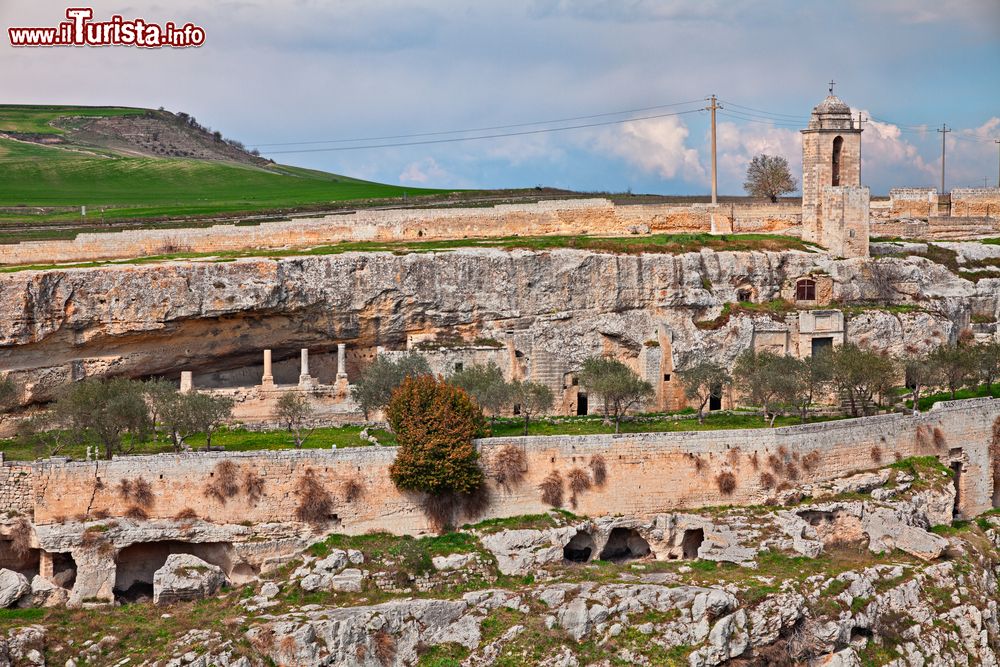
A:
[[937, 124, 950, 194], [857, 112, 866, 182], [706, 94, 722, 205]]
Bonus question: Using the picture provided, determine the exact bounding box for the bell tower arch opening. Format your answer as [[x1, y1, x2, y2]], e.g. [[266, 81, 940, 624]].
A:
[[832, 136, 843, 186]]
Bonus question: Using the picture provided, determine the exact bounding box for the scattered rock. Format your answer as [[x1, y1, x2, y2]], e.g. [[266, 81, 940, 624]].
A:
[[153, 554, 228, 605]]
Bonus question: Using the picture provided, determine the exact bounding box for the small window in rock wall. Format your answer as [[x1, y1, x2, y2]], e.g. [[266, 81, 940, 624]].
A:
[[796, 278, 817, 301], [454, 362, 463, 372], [663, 373, 671, 382]]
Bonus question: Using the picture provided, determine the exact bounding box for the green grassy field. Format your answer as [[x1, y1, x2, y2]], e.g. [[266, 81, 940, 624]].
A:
[[0, 105, 149, 134], [0, 105, 450, 226]]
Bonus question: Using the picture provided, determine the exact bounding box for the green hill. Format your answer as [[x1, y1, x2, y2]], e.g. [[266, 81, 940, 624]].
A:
[[0, 105, 451, 230]]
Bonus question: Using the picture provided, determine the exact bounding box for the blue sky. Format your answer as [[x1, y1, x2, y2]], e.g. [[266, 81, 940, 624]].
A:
[[2, 0, 998, 194]]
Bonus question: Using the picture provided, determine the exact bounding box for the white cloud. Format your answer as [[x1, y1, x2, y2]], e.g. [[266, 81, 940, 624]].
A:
[[399, 157, 450, 184], [715, 122, 801, 193], [588, 115, 706, 183]]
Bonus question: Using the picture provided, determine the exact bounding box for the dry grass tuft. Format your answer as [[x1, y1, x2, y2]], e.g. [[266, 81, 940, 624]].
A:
[[749, 452, 759, 471], [118, 477, 154, 508], [767, 453, 784, 476], [342, 476, 365, 503], [567, 467, 592, 509], [175, 507, 198, 520], [692, 453, 705, 473], [294, 468, 333, 527], [422, 487, 491, 534], [124, 505, 149, 520], [785, 462, 800, 481], [8, 518, 32, 558], [92, 509, 110, 520], [204, 460, 241, 504], [870, 446, 883, 464], [373, 630, 396, 666], [801, 451, 820, 472], [716, 471, 737, 495], [539, 470, 564, 507], [932, 426, 947, 451], [242, 468, 266, 503], [759, 472, 776, 490], [915, 424, 933, 451], [589, 454, 608, 486], [491, 444, 527, 487]]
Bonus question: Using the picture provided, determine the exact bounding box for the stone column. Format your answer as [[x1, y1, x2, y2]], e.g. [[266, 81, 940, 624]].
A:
[[39, 551, 54, 581], [179, 371, 193, 393], [298, 348, 315, 388], [334, 343, 350, 396], [336, 343, 348, 380], [261, 349, 274, 389]]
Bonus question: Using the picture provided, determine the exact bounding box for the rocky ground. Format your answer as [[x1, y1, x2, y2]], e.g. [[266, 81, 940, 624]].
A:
[[0, 457, 997, 666]]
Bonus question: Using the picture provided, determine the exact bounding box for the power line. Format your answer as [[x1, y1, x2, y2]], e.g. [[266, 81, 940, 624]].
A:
[[264, 108, 706, 155], [717, 100, 808, 121], [253, 99, 705, 148], [716, 110, 802, 128]]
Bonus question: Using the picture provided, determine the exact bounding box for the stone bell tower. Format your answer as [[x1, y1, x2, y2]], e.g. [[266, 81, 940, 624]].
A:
[[801, 83, 869, 258]]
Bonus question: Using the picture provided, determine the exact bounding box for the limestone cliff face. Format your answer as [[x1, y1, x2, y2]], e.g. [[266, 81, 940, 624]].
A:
[[0, 248, 993, 402]]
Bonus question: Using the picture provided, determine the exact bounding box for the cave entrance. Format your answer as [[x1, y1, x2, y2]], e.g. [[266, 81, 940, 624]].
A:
[[113, 540, 234, 602], [563, 531, 595, 563], [709, 384, 722, 412], [0, 540, 39, 579], [599, 527, 651, 562], [48, 552, 76, 589], [681, 528, 704, 560], [576, 393, 588, 416]]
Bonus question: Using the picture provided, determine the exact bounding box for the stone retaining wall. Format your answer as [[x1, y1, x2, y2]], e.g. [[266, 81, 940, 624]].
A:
[[5, 397, 996, 534], [0, 199, 801, 266]]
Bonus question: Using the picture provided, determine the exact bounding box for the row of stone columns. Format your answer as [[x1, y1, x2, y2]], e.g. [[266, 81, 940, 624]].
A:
[[260, 344, 348, 389]]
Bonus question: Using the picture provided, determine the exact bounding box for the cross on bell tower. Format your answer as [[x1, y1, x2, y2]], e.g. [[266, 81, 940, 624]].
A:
[[828, 79, 835, 95]]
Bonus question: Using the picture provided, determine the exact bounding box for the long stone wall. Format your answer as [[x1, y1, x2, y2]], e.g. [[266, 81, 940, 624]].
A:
[[8, 397, 997, 534], [0, 199, 801, 266]]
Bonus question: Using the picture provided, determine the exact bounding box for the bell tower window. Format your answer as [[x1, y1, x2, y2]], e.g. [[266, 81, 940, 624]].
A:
[[832, 136, 843, 186]]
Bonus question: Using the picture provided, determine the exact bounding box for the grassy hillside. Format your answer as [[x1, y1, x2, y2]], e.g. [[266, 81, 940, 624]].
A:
[[0, 105, 450, 227]]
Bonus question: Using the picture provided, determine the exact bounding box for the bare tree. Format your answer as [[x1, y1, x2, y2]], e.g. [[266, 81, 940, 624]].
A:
[[743, 154, 797, 202]]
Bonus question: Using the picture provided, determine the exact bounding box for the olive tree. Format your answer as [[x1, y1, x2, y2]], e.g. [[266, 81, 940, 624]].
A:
[[54, 378, 151, 459], [578, 357, 654, 433], [508, 380, 554, 436], [829, 344, 897, 416], [677, 360, 731, 424], [733, 350, 803, 426], [351, 353, 431, 420], [450, 362, 512, 421], [274, 392, 315, 448]]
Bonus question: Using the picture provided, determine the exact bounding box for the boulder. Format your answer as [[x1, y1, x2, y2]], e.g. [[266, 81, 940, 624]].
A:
[[0, 569, 30, 609], [153, 555, 227, 605], [26, 576, 68, 608], [432, 553, 474, 571]]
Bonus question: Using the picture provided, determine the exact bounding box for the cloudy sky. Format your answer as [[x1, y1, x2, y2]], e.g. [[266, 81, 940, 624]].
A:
[[2, 0, 999, 195]]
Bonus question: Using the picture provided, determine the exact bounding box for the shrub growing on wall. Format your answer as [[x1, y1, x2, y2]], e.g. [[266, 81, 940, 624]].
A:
[[388, 375, 486, 497]]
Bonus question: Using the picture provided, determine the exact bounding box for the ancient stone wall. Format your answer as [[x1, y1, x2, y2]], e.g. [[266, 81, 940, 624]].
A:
[[0, 462, 34, 519], [0, 199, 801, 266], [870, 216, 1000, 240], [12, 397, 998, 534], [952, 188, 1000, 218], [890, 188, 939, 218]]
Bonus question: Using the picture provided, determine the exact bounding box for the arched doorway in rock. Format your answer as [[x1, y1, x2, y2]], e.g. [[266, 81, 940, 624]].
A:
[[598, 527, 651, 562], [563, 531, 596, 563], [681, 528, 704, 559]]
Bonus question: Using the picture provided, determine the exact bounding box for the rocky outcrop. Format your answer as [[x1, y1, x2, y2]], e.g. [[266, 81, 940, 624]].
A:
[[0, 247, 984, 405], [0, 569, 29, 608], [153, 554, 228, 605]]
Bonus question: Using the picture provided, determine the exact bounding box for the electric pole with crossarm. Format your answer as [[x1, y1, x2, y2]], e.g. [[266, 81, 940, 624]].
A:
[[938, 124, 950, 194], [706, 94, 721, 205]]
